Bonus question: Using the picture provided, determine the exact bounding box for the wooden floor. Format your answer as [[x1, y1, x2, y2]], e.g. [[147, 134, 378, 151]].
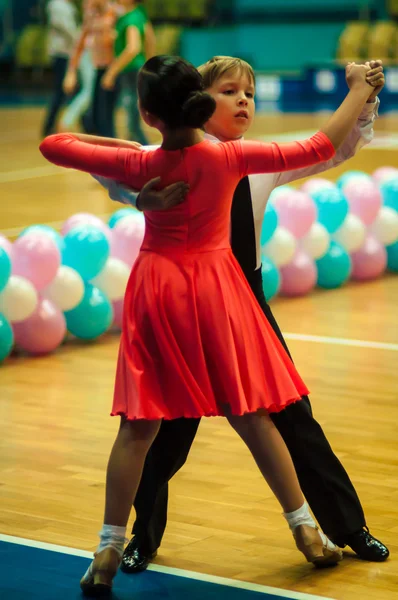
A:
[[1, 107, 398, 600]]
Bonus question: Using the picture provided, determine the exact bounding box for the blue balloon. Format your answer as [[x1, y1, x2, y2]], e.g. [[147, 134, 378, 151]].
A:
[[386, 240, 398, 272], [0, 312, 14, 362], [62, 224, 110, 281], [65, 284, 113, 340], [336, 170, 370, 189], [261, 257, 280, 301], [0, 247, 11, 293], [310, 188, 349, 233], [108, 208, 137, 229], [260, 203, 278, 246], [380, 177, 398, 213], [19, 224, 65, 252], [316, 241, 352, 289]]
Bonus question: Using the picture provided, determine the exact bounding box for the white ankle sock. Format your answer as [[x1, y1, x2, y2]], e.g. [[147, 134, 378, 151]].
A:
[[283, 502, 316, 531], [283, 503, 338, 550], [97, 524, 127, 558]]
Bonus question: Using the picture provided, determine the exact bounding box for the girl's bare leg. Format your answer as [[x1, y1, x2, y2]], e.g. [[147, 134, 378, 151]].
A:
[[225, 408, 343, 567], [80, 417, 162, 596]]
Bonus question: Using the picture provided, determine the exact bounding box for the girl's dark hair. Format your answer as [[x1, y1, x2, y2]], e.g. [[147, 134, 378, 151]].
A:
[[138, 55, 216, 129]]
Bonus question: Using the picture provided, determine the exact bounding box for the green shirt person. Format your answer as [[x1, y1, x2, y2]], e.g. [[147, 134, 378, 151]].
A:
[[102, 0, 154, 143], [102, 0, 153, 89]]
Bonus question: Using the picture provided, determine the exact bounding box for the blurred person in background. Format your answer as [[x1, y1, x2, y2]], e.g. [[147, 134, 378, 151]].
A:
[[63, 0, 121, 136], [42, 0, 79, 137], [59, 1, 96, 133], [101, 0, 154, 143]]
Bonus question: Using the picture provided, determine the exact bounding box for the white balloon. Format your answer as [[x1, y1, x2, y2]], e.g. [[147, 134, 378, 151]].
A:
[[0, 275, 38, 322], [333, 214, 366, 253], [370, 206, 398, 246], [43, 265, 85, 311], [262, 227, 296, 267], [91, 257, 130, 301], [299, 222, 330, 259]]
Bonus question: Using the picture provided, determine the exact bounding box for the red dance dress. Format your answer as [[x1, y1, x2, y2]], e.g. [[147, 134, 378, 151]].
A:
[[40, 133, 335, 419]]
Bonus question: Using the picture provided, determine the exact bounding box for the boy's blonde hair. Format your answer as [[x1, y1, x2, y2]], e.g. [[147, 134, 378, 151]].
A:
[[198, 56, 256, 90]]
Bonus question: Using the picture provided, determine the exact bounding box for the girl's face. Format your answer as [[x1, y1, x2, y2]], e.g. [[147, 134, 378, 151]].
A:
[[204, 70, 255, 141]]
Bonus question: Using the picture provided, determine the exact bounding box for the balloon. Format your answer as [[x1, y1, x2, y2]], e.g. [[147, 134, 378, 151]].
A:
[[380, 177, 398, 213], [351, 235, 387, 281], [12, 233, 60, 290], [111, 215, 145, 267], [0, 234, 13, 260], [372, 166, 398, 185], [261, 257, 280, 301], [337, 170, 371, 190], [91, 257, 130, 301], [19, 224, 65, 252], [108, 207, 139, 228], [0, 312, 14, 362], [280, 250, 317, 297], [65, 283, 113, 340], [299, 222, 330, 259], [370, 206, 398, 246], [344, 179, 382, 225], [43, 265, 85, 311], [268, 185, 294, 205], [333, 214, 366, 253], [301, 178, 335, 194], [316, 241, 352, 289], [310, 188, 349, 233], [386, 240, 398, 272], [273, 190, 317, 239], [61, 212, 113, 242], [260, 203, 278, 246], [262, 227, 296, 267], [112, 297, 124, 330], [62, 224, 110, 281], [0, 247, 12, 293], [0, 275, 38, 322], [13, 298, 66, 355]]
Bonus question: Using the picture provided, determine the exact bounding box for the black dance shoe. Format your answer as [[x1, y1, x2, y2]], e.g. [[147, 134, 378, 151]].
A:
[[335, 527, 389, 561], [120, 537, 157, 574]]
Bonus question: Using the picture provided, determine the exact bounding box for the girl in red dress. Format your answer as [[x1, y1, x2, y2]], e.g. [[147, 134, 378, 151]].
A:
[[40, 55, 376, 596]]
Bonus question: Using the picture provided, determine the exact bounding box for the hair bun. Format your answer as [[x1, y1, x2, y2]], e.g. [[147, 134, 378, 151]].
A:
[[181, 91, 216, 128]]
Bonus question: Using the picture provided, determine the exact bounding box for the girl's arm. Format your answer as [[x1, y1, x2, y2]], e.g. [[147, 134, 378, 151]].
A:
[[320, 64, 375, 150], [39, 134, 143, 182], [239, 67, 374, 177]]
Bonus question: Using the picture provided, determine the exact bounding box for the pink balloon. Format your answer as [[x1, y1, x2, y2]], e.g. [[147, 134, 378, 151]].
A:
[[351, 235, 387, 281], [301, 178, 335, 194], [280, 250, 317, 297], [111, 216, 144, 267], [13, 297, 66, 355], [12, 233, 60, 290], [61, 213, 113, 243], [372, 166, 398, 185], [112, 297, 124, 330], [0, 234, 13, 260], [273, 190, 317, 239], [343, 180, 382, 226]]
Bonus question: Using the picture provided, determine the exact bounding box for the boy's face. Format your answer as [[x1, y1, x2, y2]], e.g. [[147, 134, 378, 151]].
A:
[[204, 70, 255, 141]]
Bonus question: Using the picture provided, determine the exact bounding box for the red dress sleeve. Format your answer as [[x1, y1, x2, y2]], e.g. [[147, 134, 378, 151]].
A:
[[39, 134, 143, 185], [235, 131, 335, 178]]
